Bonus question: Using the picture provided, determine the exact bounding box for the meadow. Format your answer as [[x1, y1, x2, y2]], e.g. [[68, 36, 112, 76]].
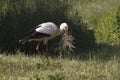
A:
[[0, 0, 120, 80], [0, 48, 120, 80]]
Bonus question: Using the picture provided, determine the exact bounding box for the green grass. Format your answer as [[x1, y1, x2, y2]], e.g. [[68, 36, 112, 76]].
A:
[[69, 0, 120, 29], [0, 50, 120, 80]]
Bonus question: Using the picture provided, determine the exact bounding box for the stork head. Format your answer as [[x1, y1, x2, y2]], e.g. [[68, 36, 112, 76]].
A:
[[60, 23, 69, 35]]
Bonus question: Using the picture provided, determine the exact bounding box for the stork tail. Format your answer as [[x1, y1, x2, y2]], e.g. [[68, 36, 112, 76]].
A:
[[19, 32, 34, 44]]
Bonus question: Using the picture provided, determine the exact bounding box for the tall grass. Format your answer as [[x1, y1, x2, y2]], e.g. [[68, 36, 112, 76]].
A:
[[0, 0, 120, 52], [0, 49, 120, 80], [68, 0, 120, 28], [67, 0, 120, 45]]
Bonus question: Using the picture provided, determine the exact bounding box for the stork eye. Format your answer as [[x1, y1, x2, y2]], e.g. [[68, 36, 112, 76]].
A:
[[65, 27, 67, 29]]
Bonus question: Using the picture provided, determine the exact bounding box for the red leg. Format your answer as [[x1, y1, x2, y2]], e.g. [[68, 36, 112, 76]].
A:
[[46, 42, 48, 56], [36, 42, 40, 53]]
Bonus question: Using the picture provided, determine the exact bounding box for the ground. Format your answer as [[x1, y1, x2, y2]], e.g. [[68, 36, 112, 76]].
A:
[[0, 50, 120, 80]]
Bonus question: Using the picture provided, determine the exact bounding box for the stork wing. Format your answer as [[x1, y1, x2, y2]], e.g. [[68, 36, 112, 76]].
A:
[[35, 22, 58, 35]]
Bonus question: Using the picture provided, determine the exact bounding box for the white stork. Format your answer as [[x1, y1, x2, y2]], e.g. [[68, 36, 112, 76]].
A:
[[19, 22, 69, 54]]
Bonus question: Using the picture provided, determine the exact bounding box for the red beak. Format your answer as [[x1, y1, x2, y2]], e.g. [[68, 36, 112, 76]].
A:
[[64, 30, 69, 35]]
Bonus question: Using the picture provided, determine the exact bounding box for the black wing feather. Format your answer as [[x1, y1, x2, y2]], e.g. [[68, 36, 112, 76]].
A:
[[20, 29, 50, 44]]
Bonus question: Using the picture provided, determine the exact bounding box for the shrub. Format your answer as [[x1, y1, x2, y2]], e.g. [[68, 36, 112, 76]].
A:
[[95, 8, 120, 44]]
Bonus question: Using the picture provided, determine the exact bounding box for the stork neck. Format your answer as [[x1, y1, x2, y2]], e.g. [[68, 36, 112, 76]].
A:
[[57, 29, 63, 36]]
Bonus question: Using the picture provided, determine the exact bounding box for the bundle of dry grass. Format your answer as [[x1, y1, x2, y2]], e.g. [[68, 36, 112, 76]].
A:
[[58, 33, 75, 54], [50, 33, 75, 56]]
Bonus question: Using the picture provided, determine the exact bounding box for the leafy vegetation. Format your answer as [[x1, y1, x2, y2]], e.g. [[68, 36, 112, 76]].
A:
[[96, 10, 120, 44], [0, 0, 120, 53]]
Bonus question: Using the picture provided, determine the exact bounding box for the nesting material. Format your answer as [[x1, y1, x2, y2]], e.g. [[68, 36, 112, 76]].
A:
[[59, 33, 75, 52]]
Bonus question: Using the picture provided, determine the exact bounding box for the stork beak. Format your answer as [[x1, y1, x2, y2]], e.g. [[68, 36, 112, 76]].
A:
[[64, 30, 69, 35]]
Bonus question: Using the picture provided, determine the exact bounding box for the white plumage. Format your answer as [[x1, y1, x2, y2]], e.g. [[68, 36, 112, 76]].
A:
[[60, 23, 68, 31], [35, 22, 58, 35]]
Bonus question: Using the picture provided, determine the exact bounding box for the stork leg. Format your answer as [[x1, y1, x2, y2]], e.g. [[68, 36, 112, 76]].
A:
[[46, 42, 48, 56], [36, 42, 40, 53]]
